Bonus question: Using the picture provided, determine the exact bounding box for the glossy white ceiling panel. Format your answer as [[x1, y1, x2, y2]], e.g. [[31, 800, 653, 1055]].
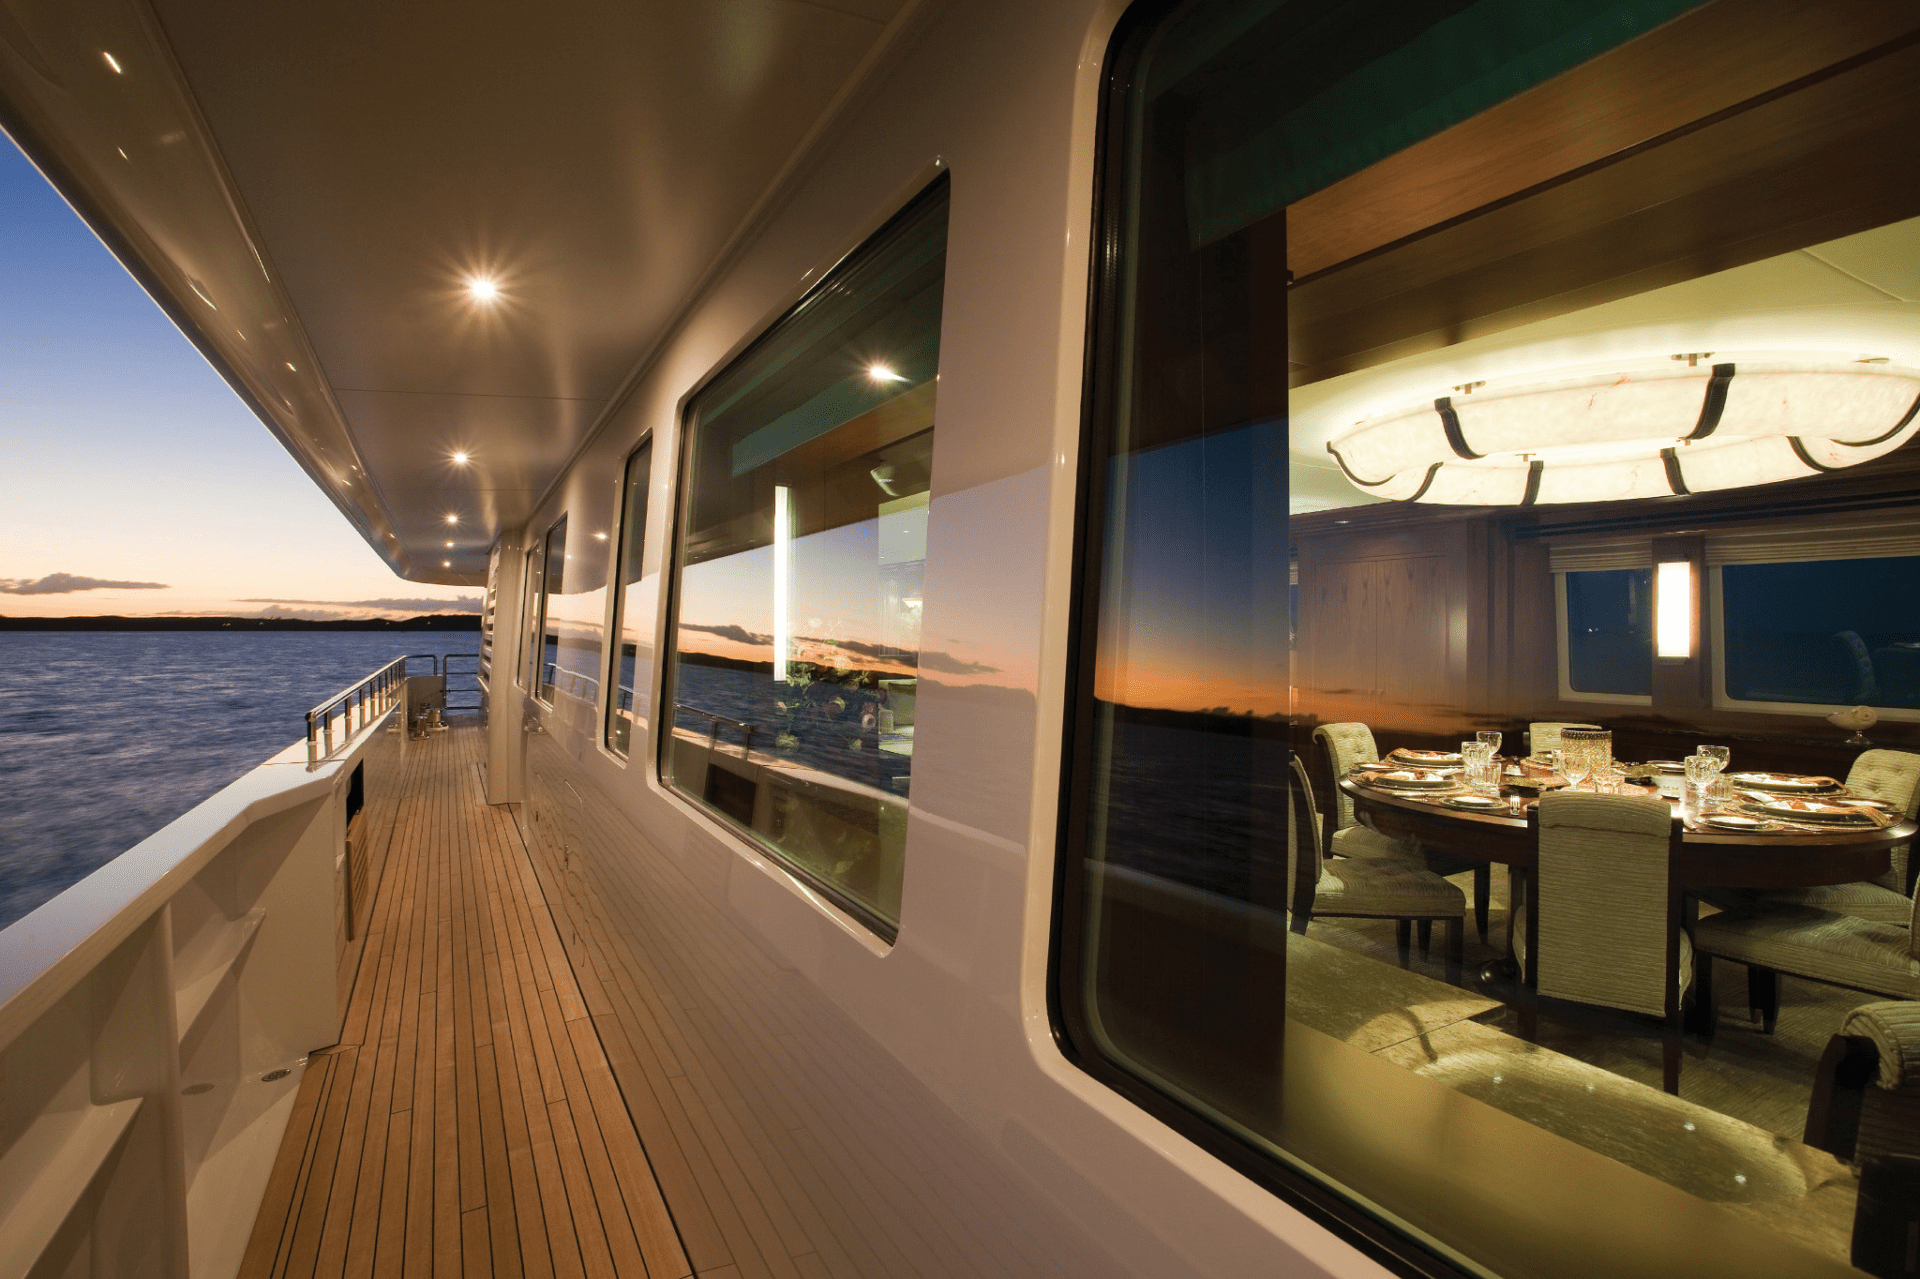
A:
[[0, 0, 912, 581]]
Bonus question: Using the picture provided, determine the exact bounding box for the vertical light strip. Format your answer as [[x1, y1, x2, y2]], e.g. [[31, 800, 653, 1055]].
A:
[[1655, 559, 1693, 659], [773, 485, 791, 681]]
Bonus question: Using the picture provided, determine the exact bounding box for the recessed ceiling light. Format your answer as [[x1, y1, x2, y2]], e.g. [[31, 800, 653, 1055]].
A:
[[445, 514, 459, 525], [285, 362, 297, 371], [445, 540, 454, 547], [451, 451, 470, 465], [464, 275, 501, 304], [593, 531, 608, 540], [102, 51, 122, 74], [442, 560, 451, 567], [866, 363, 907, 383]]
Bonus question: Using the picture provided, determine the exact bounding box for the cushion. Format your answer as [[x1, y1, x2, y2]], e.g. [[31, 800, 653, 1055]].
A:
[[1314, 861, 1465, 919], [1744, 881, 1913, 927], [1330, 825, 1421, 864], [1695, 906, 1920, 1000]]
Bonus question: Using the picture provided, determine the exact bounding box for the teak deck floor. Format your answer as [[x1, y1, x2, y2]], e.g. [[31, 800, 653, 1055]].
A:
[[240, 724, 692, 1279]]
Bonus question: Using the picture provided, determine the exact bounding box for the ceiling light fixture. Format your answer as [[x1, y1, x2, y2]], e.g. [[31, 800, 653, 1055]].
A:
[[464, 275, 501, 304], [102, 51, 122, 73], [442, 560, 451, 567], [445, 514, 459, 525], [1326, 357, 1920, 505], [451, 451, 470, 465], [866, 363, 907, 384]]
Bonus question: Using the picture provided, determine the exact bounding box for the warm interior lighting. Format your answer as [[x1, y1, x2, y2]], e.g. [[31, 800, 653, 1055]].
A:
[[1655, 560, 1694, 659], [284, 362, 296, 371], [444, 514, 459, 525], [442, 560, 451, 568], [1326, 357, 1920, 505], [866, 363, 907, 383], [102, 51, 122, 74], [772, 486, 791, 681], [451, 451, 470, 465], [464, 275, 501, 304], [444, 541, 454, 548], [593, 531, 608, 540]]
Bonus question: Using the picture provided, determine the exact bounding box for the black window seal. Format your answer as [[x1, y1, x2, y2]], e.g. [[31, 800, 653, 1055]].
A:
[[604, 434, 654, 759]]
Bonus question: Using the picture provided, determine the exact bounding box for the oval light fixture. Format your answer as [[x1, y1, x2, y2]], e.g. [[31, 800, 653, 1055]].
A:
[[1326, 357, 1920, 505]]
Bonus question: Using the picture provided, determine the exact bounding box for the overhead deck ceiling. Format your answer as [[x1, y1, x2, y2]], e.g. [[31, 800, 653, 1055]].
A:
[[0, 0, 912, 583]]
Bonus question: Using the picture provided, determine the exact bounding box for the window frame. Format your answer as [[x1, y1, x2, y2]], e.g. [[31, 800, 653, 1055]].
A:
[[533, 514, 568, 707], [1047, 5, 1474, 1276], [604, 436, 655, 759], [655, 174, 952, 947], [1709, 561, 1920, 721], [1552, 571, 1654, 707]]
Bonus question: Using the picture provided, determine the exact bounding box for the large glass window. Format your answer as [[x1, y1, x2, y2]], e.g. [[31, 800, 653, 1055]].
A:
[[535, 517, 567, 703], [664, 177, 947, 940], [1064, 2, 1920, 1276], [1723, 557, 1920, 710], [607, 440, 655, 756]]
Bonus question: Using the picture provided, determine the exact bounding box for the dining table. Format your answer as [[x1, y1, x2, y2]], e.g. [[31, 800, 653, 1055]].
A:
[[1335, 760, 1916, 998]]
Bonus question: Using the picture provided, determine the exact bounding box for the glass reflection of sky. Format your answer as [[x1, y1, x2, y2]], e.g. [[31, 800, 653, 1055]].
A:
[[1097, 420, 1289, 716]]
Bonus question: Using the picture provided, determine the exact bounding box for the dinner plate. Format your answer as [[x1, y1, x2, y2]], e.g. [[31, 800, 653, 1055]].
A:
[[1442, 794, 1507, 811], [1746, 797, 1878, 824], [1391, 749, 1463, 765], [1727, 771, 1841, 794], [1704, 814, 1775, 831], [1644, 760, 1688, 774], [1367, 770, 1458, 791]]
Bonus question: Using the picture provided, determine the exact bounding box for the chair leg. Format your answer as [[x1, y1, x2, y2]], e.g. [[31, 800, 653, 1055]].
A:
[[1445, 916, 1463, 987], [1395, 919, 1412, 967], [1417, 919, 1433, 957], [1473, 865, 1490, 943], [1663, 1006, 1683, 1096], [1691, 952, 1717, 1044], [1749, 966, 1780, 1035]]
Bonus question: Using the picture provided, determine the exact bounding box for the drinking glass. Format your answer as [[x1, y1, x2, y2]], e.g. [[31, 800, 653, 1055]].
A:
[[1697, 744, 1731, 810], [1698, 744, 1730, 774], [1684, 754, 1715, 814], [1461, 741, 1497, 793], [1535, 749, 1562, 778], [1560, 727, 1612, 792], [1477, 730, 1503, 756]]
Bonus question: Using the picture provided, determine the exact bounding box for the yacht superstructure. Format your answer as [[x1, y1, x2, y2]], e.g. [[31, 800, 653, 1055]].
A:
[[6, 3, 1920, 1278]]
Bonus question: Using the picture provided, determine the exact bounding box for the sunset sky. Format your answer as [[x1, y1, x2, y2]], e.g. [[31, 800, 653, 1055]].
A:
[[0, 136, 479, 621]]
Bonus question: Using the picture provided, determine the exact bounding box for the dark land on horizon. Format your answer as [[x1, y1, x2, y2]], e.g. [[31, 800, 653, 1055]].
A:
[[0, 613, 482, 632]]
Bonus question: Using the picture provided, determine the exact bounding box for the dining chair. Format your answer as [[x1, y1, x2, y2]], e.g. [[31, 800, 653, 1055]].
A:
[[1287, 754, 1466, 984], [1525, 722, 1601, 757], [1720, 749, 1920, 925], [1312, 722, 1491, 942], [1515, 792, 1691, 1094], [1694, 879, 1920, 1035], [1801, 1001, 1920, 1278]]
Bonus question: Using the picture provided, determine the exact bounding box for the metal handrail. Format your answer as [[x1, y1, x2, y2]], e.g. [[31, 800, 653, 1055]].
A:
[[442, 652, 482, 711], [306, 657, 407, 765], [404, 652, 441, 676], [677, 703, 756, 758]]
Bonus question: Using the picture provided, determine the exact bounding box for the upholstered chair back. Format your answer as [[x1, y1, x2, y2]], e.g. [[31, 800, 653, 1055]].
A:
[[1849, 749, 1920, 894], [1842, 1002, 1920, 1167], [1532, 792, 1681, 1018], [1527, 722, 1601, 756], [1286, 754, 1326, 908], [1312, 723, 1378, 832]]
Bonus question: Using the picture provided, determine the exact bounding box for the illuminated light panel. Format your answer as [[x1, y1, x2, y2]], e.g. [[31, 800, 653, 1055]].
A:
[[1326, 357, 1920, 505], [442, 560, 452, 568], [866, 363, 907, 383], [1655, 560, 1694, 659], [445, 514, 459, 525], [451, 451, 470, 465], [464, 274, 501, 304], [102, 51, 122, 73], [773, 485, 791, 681]]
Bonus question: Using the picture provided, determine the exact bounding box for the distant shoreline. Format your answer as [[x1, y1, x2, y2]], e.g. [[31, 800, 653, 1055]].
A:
[[0, 613, 482, 632]]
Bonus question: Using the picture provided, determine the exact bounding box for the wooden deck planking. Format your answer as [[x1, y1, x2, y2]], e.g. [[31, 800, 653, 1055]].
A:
[[239, 725, 693, 1279]]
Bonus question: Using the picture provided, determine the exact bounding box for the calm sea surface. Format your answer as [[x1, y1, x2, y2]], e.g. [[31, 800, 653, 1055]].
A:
[[0, 631, 478, 931]]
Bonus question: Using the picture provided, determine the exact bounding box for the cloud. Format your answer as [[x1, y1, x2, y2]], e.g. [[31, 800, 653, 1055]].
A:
[[239, 596, 483, 614], [0, 572, 169, 595], [917, 650, 1001, 676], [680, 622, 772, 646]]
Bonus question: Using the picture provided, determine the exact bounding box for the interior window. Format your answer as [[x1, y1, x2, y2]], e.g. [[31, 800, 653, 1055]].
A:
[[1062, 2, 1920, 1275], [663, 176, 948, 940], [607, 441, 656, 756]]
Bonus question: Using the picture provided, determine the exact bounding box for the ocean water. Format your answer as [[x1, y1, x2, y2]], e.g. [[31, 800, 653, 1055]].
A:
[[0, 631, 479, 931]]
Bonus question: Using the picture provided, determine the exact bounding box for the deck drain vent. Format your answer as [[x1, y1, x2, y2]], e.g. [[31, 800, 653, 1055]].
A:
[[181, 1083, 214, 1096], [260, 1068, 291, 1082]]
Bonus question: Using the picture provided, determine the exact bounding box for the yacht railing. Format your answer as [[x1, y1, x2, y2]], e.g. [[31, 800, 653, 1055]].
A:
[[678, 703, 757, 758], [306, 656, 407, 765]]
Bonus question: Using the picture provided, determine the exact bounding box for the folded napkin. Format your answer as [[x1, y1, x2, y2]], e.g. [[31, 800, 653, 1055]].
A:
[[1751, 797, 1894, 828], [1389, 748, 1462, 763]]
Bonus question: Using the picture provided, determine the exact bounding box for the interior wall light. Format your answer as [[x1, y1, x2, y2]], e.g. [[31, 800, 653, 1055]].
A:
[[1327, 357, 1920, 505], [1655, 559, 1694, 660]]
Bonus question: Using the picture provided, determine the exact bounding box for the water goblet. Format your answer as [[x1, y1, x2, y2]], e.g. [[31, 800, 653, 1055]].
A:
[[1461, 741, 1497, 793], [1477, 729, 1503, 757], [1684, 754, 1715, 816], [1696, 744, 1731, 809]]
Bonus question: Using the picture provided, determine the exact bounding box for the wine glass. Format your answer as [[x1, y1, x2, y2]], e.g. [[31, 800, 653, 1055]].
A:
[[1685, 754, 1716, 816], [1560, 727, 1611, 792], [1477, 729, 1503, 757]]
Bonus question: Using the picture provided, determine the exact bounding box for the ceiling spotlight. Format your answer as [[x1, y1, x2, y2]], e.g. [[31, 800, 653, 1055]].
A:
[[464, 275, 501, 304], [445, 514, 459, 525], [593, 531, 608, 540], [102, 51, 123, 74], [451, 451, 470, 465], [442, 560, 451, 567], [866, 363, 907, 383], [444, 540, 454, 547]]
